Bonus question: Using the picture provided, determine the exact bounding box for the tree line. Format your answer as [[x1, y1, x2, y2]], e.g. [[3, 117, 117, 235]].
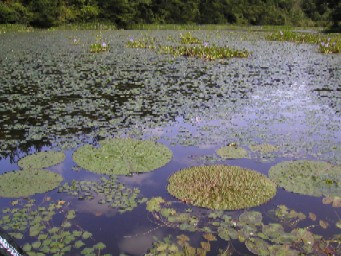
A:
[[0, 0, 340, 30]]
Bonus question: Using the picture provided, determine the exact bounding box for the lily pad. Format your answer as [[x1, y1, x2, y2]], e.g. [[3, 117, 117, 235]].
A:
[[216, 146, 248, 159], [269, 161, 341, 197], [18, 151, 65, 169], [167, 165, 277, 210], [0, 169, 63, 198], [73, 138, 172, 175]]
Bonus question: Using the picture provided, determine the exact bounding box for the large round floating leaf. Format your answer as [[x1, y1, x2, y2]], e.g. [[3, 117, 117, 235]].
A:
[[269, 161, 341, 197], [18, 151, 65, 169], [216, 146, 248, 159], [167, 165, 277, 210], [73, 138, 172, 175], [0, 169, 63, 198]]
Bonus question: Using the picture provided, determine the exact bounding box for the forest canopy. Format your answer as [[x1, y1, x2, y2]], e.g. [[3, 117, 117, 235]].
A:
[[0, 0, 340, 31]]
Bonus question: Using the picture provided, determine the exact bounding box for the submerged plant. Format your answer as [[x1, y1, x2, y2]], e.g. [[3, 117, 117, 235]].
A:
[[18, 151, 65, 169], [73, 138, 172, 175], [0, 199, 111, 255], [167, 165, 276, 210], [58, 176, 147, 213], [216, 145, 248, 159], [269, 160, 341, 197], [0, 169, 63, 198], [145, 197, 341, 256]]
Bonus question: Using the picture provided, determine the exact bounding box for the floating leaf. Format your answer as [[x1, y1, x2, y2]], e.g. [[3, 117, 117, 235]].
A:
[[73, 138, 172, 175], [167, 165, 276, 210], [0, 169, 63, 198], [18, 151, 65, 169], [269, 161, 341, 197], [216, 146, 248, 159]]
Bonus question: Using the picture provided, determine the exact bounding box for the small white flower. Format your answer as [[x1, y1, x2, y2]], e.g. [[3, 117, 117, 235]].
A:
[[101, 42, 107, 48], [280, 31, 283, 36]]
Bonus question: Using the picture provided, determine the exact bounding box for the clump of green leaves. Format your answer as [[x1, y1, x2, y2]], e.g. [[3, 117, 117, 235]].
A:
[[269, 160, 341, 197], [159, 44, 249, 60], [267, 30, 341, 53], [18, 151, 65, 169], [147, 234, 213, 256], [216, 145, 248, 159], [145, 197, 341, 255], [167, 165, 277, 210], [73, 138, 172, 175], [126, 36, 156, 49], [90, 42, 109, 53], [58, 176, 147, 213], [179, 32, 201, 44], [0, 199, 110, 255]]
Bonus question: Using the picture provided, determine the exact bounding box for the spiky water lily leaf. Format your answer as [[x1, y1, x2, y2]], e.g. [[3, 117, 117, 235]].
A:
[[167, 165, 276, 210], [216, 146, 248, 159], [269, 161, 341, 197], [18, 151, 65, 169], [0, 169, 63, 198], [73, 138, 172, 175]]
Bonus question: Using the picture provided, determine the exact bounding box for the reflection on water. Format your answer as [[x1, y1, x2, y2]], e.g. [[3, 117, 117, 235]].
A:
[[0, 30, 340, 255]]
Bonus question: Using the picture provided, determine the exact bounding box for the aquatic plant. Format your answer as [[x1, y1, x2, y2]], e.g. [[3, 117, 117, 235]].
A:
[[267, 30, 341, 53], [249, 143, 278, 154], [145, 197, 341, 255], [216, 145, 248, 159], [126, 36, 156, 49], [0, 199, 110, 255], [179, 32, 201, 44], [90, 42, 109, 53], [167, 165, 276, 210], [146, 234, 214, 256], [58, 176, 147, 213], [73, 138, 172, 175], [269, 160, 341, 197], [0, 169, 63, 198], [159, 44, 249, 60], [18, 151, 65, 169]]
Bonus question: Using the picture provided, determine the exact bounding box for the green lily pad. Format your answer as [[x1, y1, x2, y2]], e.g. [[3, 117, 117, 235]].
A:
[[0, 169, 63, 198], [269, 161, 341, 197], [73, 138, 172, 175], [18, 151, 65, 169], [216, 146, 248, 159], [167, 165, 277, 210]]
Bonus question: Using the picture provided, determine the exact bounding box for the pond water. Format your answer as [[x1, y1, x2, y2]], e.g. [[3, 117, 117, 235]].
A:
[[0, 30, 340, 255]]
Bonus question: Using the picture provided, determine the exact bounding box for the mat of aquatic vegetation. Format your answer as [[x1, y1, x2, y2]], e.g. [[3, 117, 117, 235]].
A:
[[0, 29, 340, 255]]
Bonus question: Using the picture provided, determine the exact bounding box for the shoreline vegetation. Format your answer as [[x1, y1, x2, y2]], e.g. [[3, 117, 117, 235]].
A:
[[0, 0, 340, 31]]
